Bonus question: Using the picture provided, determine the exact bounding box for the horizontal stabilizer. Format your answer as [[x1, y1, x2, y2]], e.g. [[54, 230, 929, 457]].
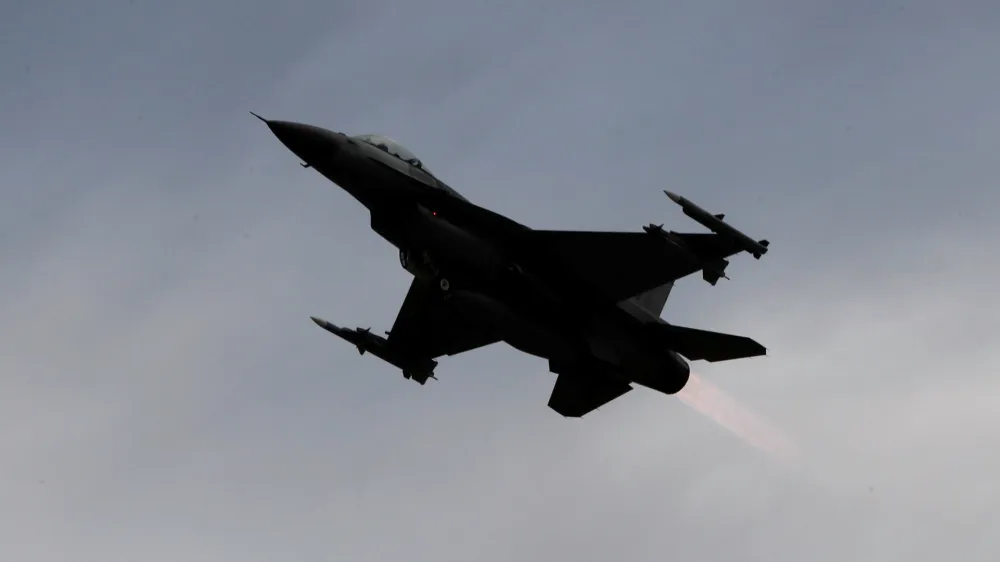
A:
[[547, 368, 633, 418], [652, 323, 766, 362]]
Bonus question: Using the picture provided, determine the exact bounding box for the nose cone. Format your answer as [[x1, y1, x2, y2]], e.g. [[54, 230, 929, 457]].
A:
[[266, 120, 342, 163], [250, 112, 344, 167]]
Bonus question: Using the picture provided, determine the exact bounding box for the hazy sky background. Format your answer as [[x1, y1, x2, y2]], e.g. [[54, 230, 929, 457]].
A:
[[2, 1, 999, 560]]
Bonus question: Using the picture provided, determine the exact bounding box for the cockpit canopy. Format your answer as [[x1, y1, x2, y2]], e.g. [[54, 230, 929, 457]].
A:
[[353, 133, 433, 175]]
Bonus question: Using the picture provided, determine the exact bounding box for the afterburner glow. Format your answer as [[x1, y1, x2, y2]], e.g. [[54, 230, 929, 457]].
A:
[[678, 373, 797, 466]]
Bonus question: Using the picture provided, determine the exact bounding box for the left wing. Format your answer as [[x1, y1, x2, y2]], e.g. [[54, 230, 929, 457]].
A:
[[525, 229, 746, 303], [386, 276, 502, 360]]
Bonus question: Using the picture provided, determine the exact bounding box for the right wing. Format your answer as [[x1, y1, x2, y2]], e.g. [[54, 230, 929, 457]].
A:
[[386, 276, 502, 360], [524, 230, 747, 303], [546, 364, 633, 418]]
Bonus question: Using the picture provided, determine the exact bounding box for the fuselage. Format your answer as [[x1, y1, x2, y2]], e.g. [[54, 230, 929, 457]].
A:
[[265, 120, 689, 395]]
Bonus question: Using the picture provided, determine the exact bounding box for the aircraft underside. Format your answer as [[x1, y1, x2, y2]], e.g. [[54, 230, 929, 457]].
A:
[[252, 113, 769, 418]]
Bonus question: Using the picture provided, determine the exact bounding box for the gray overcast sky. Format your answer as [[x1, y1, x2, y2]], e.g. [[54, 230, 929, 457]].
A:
[[2, 1, 999, 560]]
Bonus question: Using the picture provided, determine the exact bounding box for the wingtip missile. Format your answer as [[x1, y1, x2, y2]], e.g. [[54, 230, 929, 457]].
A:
[[310, 315, 336, 331], [661, 190, 770, 258], [309, 315, 439, 383]]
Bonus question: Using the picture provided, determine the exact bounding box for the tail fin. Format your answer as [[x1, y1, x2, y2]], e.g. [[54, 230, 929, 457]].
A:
[[650, 323, 766, 362], [630, 281, 674, 316]]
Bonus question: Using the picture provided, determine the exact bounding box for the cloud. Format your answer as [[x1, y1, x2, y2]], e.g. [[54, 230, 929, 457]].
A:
[[2, 1, 999, 561]]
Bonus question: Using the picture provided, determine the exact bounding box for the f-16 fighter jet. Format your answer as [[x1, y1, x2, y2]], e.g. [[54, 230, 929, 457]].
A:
[[252, 112, 770, 417]]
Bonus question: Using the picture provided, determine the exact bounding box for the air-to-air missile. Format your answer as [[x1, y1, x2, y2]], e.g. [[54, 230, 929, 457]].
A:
[[663, 190, 770, 259], [309, 316, 438, 384]]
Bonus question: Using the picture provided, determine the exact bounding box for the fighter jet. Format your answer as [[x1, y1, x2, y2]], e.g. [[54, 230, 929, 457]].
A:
[[252, 112, 770, 418]]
